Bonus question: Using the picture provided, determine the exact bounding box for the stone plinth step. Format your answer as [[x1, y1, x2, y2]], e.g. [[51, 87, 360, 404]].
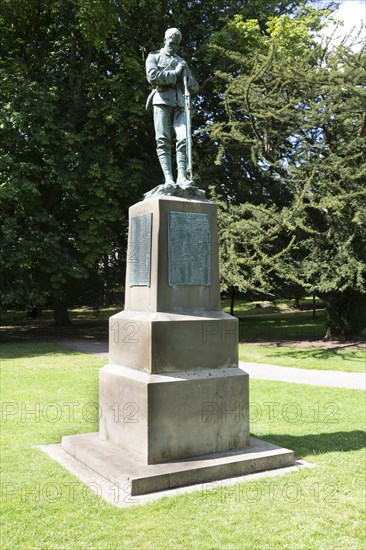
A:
[[62, 433, 295, 496]]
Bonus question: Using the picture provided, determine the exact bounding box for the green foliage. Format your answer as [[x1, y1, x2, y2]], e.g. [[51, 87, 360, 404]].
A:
[[0, 0, 154, 311], [208, 8, 366, 337], [0, 0, 307, 317], [76, 0, 120, 48], [4, 0, 356, 331], [212, 187, 296, 296], [209, 16, 262, 56], [266, 8, 329, 59]]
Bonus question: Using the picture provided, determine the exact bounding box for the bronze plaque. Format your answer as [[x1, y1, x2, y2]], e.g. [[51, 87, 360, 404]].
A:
[[129, 212, 152, 286], [168, 211, 210, 286]]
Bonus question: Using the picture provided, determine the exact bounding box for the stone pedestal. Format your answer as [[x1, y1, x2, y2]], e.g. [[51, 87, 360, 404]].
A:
[[61, 196, 294, 494], [102, 196, 249, 464]]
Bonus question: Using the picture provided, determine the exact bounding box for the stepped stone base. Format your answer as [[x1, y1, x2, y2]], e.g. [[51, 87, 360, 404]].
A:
[[58, 195, 296, 501], [61, 433, 295, 496]]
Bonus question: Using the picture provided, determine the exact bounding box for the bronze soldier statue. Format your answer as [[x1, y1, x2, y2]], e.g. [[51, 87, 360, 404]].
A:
[[146, 28, 199, 192]]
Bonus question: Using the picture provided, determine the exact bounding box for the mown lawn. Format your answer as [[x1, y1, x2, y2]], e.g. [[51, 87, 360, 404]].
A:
[[239, 344, 366, 373], [1, 342, 365, 549], [238, 311, 327, 342], [221, 296, 325, 317]]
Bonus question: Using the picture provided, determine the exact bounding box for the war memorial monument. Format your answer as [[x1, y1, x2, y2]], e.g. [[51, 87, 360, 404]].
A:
[[60, 29, 295, 497]]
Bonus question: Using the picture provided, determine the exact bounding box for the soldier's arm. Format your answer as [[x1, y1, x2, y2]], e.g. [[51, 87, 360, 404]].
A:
[[146, 53, 177, 86], [187, 72, 199, 94], [178, 60, 199, 94]]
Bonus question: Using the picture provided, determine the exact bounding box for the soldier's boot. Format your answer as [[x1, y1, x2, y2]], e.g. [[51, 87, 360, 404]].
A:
[[158, 153, 175, 186], [176, 151, 193, 188]]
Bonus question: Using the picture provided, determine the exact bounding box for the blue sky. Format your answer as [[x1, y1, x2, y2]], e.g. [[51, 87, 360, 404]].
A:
[[312, 0, 365, 48], [313, 0, 365, 31]]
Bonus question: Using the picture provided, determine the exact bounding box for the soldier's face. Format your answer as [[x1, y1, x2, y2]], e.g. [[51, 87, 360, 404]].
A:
[[164, 35, 181, 54]]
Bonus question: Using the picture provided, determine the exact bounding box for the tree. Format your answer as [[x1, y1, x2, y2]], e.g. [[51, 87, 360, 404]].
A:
[[0, 0, 151, 323], [0, 0, 308, 324], [208, 10, 366, 338]]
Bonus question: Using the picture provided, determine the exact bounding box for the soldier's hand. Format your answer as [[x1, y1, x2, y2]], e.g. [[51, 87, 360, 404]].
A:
[[175, 61, 187, 75]]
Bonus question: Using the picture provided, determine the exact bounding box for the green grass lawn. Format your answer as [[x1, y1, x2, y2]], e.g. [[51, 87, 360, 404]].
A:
[[0, 306, 121, 325], [221, 296, 325, 316], [1, 342, 365, 549], [239, 311, 327, 341], [239, 344, 366, 373]]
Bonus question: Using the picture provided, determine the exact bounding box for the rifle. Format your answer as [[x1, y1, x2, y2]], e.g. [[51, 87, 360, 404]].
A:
[[183, 70, 193, 181]]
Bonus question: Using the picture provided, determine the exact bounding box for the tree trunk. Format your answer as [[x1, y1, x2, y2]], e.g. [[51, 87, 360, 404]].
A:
[[323, 290, 366, 340], [103, 254, 110, 307], [229, 287, 236, 317], [53, 299, 72, 326]]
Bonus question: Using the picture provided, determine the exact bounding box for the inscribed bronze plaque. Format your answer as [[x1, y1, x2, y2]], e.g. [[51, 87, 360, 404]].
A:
[[129, 212, 152, 286], [168, 212, 210, 286]]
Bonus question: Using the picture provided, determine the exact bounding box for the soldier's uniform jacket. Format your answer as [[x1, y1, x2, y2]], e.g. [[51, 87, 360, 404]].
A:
[[146, 48, 199, 109]]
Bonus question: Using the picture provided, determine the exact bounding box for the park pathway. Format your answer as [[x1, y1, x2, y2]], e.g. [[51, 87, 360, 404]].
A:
[[54, 338, 365, 391], [238, 361, 364, 390]]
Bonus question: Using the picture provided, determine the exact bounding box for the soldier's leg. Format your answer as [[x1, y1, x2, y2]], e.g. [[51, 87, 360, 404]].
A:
[[174, 108, 192, 186], [154, 105, 175, 185]]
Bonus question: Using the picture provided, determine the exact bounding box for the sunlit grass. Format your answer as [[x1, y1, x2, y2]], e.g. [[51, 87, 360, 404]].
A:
[[221, 297, 324, 316], [239, 344, 365, 373], [1, 342, 365, 549]]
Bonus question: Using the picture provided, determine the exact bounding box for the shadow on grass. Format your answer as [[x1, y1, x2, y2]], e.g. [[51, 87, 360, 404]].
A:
[[0, 341, 79, 359], [263, 348, 366, 365], [257, 430, 366, 456], [239, 314, 326, 342], [0, 324, 108, 346]]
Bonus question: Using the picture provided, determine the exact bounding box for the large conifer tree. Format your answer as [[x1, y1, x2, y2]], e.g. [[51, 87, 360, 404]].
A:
[[208, 10, 366, 337]]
